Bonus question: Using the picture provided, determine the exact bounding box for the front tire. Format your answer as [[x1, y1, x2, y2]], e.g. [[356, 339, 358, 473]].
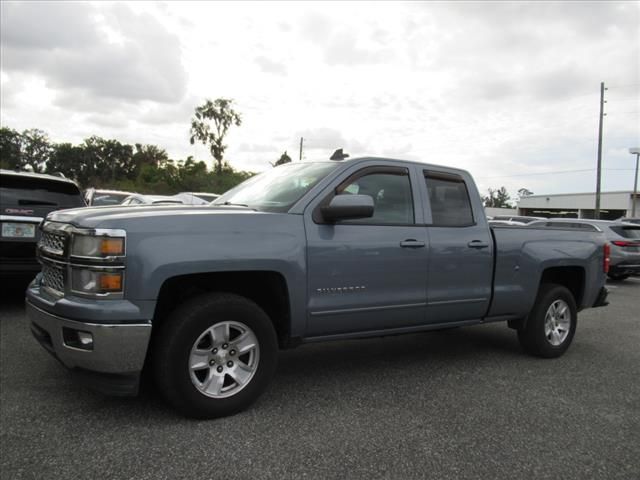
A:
[[153, 293, 278, 419], [517, 284, 577, 358]]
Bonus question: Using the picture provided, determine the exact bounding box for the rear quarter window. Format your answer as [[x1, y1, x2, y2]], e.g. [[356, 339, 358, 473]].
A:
[[610, 226, 640, 239]]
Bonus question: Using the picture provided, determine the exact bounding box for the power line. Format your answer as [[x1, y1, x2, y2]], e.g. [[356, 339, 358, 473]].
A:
[[476, 169, 593, 179], [476, 168, 634, 179], [606, 83, 640, 89]]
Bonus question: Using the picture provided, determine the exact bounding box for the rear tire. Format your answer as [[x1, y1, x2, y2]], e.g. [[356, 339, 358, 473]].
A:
[[517, 284, 577, 358], [153, 293, 278, 419], [607, 273, 630, 281]]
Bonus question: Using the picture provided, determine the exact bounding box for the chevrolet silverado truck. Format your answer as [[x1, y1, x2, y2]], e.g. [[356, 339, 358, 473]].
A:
[[26, 157, 609, 418]]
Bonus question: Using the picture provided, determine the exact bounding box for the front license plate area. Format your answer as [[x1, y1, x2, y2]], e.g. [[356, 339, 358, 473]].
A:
[[2, 222, 36, 238]]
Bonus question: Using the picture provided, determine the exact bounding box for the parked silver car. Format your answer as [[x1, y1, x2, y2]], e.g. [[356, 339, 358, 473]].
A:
[[528, 218, 640, 280], [120, 194, 185, 206], [175, 192, 220, 204], [492, 215, 546, 224], [84, 188, 135, 206]]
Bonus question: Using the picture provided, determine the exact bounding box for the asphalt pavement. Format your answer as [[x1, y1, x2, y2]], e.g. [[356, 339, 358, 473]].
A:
[[1, 277, 639, 479]]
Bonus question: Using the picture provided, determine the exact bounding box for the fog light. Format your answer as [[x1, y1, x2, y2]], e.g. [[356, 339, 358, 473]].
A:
[[62, 327, 94, 351]]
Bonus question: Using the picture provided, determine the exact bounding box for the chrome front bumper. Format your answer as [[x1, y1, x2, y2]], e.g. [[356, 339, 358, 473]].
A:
[[26, 301, 152, 395]]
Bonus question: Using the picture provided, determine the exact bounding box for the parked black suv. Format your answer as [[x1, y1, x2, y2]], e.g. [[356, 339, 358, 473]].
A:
[[0, 169, 85, 277]]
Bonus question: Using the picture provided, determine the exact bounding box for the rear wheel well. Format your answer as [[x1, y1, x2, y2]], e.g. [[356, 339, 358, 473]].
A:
[[152, 271, 291, 348], [509, 266, 585, 331], [539, 266, 585, 308]]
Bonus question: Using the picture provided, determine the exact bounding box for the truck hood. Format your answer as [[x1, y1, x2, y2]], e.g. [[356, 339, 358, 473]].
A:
[[46, 204, 261, 229]]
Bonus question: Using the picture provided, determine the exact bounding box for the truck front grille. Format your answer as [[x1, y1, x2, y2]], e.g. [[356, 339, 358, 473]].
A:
[[39, 231, 66, 255], [41, 263, 65, 294]]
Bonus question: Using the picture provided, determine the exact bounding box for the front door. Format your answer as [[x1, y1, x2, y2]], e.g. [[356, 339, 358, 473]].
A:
[[304, 166, 428, 337]]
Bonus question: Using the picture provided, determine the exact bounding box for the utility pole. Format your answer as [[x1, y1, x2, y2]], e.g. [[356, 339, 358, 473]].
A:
[[595, 81, 606, 219], [630, 148, 640, 217], [299, 137, 304, 161]]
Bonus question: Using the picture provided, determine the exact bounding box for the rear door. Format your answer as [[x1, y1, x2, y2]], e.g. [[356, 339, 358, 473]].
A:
[[420, 170, 494, 323]]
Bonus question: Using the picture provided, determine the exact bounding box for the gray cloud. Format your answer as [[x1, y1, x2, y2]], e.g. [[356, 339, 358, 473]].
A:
[[1, 2, 187, 104], [255, 56, 287, 75], [238, 143, 279, 153], [300, 13, 333, 43], [324, 31, 392, 66]]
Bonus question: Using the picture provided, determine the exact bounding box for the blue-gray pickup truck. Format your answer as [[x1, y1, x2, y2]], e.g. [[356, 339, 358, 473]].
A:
[[26, 157, 610, 418]]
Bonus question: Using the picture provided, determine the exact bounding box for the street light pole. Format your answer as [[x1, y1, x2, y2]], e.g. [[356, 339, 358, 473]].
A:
[[595, 82, 606, 219], [630, 148, 640, 217]]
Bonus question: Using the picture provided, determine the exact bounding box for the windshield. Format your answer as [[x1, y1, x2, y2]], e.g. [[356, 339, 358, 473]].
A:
[[213, 162, 339, 212]]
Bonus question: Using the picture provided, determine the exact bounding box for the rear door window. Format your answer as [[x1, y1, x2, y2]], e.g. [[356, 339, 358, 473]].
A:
[[424, 172, 474, 226]]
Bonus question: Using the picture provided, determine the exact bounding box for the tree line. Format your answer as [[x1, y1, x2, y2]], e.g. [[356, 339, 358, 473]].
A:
[[483, 187, 533, 208], [0, 126, 254, 195]]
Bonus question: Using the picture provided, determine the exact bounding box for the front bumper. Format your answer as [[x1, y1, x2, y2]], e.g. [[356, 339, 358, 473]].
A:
[[26, 300, 152, 396]]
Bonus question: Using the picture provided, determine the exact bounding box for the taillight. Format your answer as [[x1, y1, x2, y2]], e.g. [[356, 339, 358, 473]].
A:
[[603, 243, 611, 273], [611, 240, 639, 247]]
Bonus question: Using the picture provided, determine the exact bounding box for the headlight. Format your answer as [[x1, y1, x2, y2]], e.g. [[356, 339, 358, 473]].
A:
[[71, 268, 124, 295], [71, 234, 125, 258]]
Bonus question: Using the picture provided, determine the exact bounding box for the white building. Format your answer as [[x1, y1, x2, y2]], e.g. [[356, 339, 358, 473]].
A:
[[517, 191, 639, 220]]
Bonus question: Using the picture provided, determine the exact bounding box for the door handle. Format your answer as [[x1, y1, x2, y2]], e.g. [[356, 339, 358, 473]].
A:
[[468, 240, 489, 249], [400, 239, 426, 248]]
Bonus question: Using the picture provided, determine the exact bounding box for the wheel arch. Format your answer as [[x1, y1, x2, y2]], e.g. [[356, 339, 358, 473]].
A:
[[509, 265, 585, 330], [539, 266, 585, 307], [151, 271, 292, 348]]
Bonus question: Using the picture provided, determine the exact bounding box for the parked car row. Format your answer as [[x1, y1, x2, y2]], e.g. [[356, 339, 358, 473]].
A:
[[1, 170, 220, 280], [526, 218, 640, 281], [2, 168, 637, 287], [487, 215, 640, 281], [85, 188, 220, 206]]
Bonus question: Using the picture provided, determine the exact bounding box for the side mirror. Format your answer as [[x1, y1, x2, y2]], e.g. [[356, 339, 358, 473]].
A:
[[321, 194, 374, 222]]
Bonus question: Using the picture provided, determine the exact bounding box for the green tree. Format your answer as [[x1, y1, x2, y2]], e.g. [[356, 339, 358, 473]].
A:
[[47, 143, 86, 180], [20, 128, 51, 173], [133, 143, 169, 168], [271, 151, 292, 167], [484, 186, 513, 208], [189, 98, 242, 174], [0, 127, 22, 170]]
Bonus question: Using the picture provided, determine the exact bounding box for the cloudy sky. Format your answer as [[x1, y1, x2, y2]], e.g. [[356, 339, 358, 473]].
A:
[[1, 1, 639, 197]]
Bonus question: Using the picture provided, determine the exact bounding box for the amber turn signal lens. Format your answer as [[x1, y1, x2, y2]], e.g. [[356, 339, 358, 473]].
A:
[[99, 273, 123, 291], [100, 238, 124, 256]]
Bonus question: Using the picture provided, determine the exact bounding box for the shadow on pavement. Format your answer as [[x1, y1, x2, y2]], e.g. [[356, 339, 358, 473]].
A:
[[0, 276, 33, 307]]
